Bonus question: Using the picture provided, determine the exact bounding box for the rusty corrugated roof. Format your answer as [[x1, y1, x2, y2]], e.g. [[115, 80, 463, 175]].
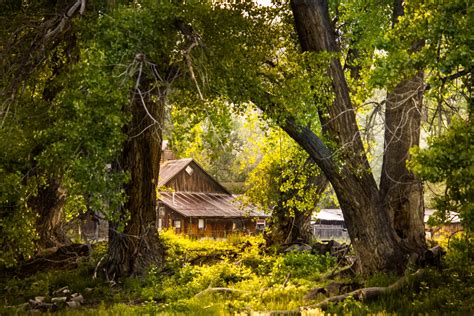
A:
[[158, 158, 193, 187], [159, 192, 268, 218]]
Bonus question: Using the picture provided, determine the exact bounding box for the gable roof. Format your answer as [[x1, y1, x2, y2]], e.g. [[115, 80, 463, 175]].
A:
[[313, 208, 462, 225], [159, 158, 193, 186], [159, 192, 268, 218], [159, 158, 231, 195]]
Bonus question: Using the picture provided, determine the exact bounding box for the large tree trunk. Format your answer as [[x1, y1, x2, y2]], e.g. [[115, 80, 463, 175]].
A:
[[281, 120, 407, 274], [105, 62, 165, 278], [30, 180, 69, 249], [380, 72, 426, 254], [380, 0, 426, 257], [285, 0, 426, 274]]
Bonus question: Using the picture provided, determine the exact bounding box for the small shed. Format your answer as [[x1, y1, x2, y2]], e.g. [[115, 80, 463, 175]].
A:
[[312, 209, 349, 240], [424, 209, 462, 239], [157, 158, 267, 238], [312, 208, 463, 241]]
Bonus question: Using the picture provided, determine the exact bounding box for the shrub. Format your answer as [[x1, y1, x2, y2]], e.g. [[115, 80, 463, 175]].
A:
[[271, 251, 335, 283]]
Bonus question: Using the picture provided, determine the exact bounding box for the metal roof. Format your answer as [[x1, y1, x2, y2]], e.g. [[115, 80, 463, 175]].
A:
[[314, 208, 461, 224], [158, 158, 193, 187], [315, 209, 345, 222], [159, 192, 268, 218]]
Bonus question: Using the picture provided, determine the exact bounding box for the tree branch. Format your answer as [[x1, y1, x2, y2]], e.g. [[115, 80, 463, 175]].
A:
[[305, 269, 425, 311]]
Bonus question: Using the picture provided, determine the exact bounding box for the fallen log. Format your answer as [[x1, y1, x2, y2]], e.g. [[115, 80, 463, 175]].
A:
[[14, 244, 91, 276], [264, 268, 426, 315], [304, 269, 425, 311]]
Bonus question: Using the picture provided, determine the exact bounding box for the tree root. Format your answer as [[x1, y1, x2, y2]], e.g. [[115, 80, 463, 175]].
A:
[[14, 244, 90, 277]]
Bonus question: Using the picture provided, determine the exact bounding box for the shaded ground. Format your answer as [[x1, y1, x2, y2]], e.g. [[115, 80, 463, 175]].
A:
[[0, 232, 472, 314]]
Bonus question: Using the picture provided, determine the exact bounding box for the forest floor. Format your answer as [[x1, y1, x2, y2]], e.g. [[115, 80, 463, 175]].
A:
[[0, 231, 472, 315]]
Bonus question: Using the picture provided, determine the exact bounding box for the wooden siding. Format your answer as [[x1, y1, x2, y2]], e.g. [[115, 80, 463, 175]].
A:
[[157, 204, 260, 238], [165, 161, 228, 194]]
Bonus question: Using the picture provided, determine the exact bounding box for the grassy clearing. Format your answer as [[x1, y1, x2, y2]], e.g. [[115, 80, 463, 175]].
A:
[[0, 231, 472, 315]]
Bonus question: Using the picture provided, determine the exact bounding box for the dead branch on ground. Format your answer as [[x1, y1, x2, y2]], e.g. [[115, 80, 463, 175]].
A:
[[304, 269, 425, 311]]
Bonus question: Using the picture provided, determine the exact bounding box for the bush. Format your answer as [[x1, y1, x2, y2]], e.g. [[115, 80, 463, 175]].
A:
[[271, 251, 335, 283]]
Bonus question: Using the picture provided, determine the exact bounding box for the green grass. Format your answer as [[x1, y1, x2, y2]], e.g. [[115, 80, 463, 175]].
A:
[[0, 232, 472, 315]]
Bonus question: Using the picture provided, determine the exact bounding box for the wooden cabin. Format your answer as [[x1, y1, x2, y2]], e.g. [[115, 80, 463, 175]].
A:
[[157, 158, 267, 238]]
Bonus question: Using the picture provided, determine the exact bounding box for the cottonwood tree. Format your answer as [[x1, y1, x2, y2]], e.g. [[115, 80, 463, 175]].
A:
[[261, 0, 429, 274], [270, 0, 470, 273], [1, 0, 277, 275], [276, 0, 419, 274], [204, 0, 470, 273], [0, 0, 91, 261]]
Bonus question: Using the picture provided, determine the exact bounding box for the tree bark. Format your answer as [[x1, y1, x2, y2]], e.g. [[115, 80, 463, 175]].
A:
[[105, 63, 165, 278], [282, 0, 427, 274], [281, 119, 407, 274], [380, 72, 426, 254], [380, 0, 426, 257], [30, 180, 69, 249]]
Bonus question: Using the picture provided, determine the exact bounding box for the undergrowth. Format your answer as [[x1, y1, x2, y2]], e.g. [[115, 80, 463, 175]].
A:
[[0, 231, 472, 315]]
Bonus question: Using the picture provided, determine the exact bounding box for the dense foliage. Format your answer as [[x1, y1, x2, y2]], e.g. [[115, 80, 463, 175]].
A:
[[0, 0, 472, 311], [0, 0, 280, 266], [1, 232, 472, 314], [410, 114, 473, 233]]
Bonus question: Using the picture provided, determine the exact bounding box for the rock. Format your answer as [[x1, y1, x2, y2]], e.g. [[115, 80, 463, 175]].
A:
[[51, 296, 68, 304], [84, 287, 94, 293], [70, 294, 84, 304], [67, 301, 81, 308], [34, 296, 46, 303], [53, 286, 70, 295], [29, 299, 40, 307]]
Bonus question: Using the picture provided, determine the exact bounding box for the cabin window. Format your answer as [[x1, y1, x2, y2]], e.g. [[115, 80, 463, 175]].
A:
[[158, 206, 165, 217], [198, 219, 205, 229], [185, 165, 194, 175], [256, 219, 266, 231], [174, 220, 181, 229]]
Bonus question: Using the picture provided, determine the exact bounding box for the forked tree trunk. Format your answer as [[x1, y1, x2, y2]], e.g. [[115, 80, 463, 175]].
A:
[[105, 68, 165, 278], [282, 120, 407, 274], [285, 0, 427, 274], [380, 72, 426, 254], [31, 180, 69, 249]]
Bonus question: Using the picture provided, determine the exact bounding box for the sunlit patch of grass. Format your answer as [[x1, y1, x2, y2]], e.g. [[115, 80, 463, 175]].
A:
[[1, 232, 472, 315]]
